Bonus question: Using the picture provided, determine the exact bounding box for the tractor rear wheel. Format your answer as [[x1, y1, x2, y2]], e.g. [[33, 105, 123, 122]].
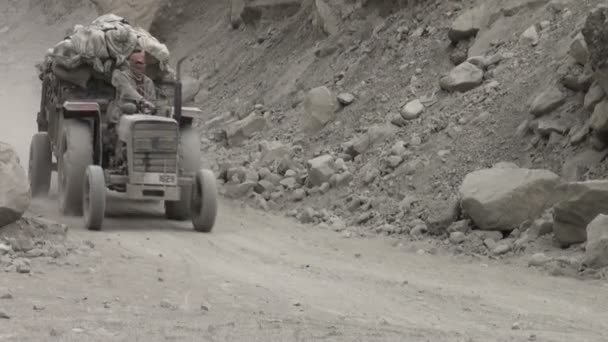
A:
[[58, 120, 93, 216]]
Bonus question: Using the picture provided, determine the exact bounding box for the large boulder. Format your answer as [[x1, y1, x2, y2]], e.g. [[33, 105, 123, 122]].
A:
[[553, 180, 608, 246], [223, 113, 267, 146], [459, 167, 561, 231], [0, 143, 31, 228], [439, 62, 484, 93], [583, 214, 608, 268], [303, 86, 338, 132]]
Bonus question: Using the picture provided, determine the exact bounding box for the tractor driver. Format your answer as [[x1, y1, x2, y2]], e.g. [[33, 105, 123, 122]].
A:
[[111, 49, 157, 117]]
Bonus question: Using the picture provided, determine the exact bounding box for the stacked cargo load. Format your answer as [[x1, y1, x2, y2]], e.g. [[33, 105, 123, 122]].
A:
[[37, 14, 174, 87]]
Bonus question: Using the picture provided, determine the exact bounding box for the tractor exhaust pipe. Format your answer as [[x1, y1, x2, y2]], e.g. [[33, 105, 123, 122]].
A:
[[174, 55, 188, 123]]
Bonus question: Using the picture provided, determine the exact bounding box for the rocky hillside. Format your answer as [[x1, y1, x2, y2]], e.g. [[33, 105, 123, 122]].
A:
[[16, 0, 608, 277], [126, 0, 608, 277]]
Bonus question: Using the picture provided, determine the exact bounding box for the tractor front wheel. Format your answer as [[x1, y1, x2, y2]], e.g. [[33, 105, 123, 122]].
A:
[[83, 165, 106, 231], [191, 169, 218, 233]]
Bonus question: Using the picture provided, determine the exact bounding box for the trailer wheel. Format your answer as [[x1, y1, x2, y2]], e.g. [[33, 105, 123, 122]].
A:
[[28, 133, 52, 197], [165, 129, 202, 220], [191, 169, 218, 233], [83, 165, 106, 231], [58, 120, 93, 216]]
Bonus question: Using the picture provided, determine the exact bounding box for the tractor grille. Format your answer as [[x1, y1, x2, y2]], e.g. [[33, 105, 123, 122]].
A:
[[132, 122, 178, 173]]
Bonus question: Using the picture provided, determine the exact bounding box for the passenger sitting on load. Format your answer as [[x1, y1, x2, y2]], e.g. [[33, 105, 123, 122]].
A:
[[111, 49, 157, 116]]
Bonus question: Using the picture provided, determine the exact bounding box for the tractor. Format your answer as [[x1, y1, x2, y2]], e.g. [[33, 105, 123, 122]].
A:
[[28, 56, 218, 232]]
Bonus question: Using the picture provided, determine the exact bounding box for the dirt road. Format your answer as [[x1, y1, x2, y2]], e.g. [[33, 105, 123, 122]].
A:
[[1, 2, 608, 342], [1, 195, 605, 342]]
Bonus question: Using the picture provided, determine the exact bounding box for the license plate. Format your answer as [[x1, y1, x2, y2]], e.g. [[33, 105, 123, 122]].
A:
[[158, 174, 176, 184]]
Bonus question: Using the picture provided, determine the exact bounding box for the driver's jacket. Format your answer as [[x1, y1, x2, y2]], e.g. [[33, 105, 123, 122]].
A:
[[112, 68, 157, 104], [108, 68, 157, 123]]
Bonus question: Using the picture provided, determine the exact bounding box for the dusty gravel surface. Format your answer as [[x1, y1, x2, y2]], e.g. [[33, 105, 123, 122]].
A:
[[1, 1, 608, 342]]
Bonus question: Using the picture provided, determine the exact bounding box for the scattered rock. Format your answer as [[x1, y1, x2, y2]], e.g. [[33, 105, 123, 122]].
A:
[[292, 189, 306, 202], [390, 141, 408, 156], [333, 172, 353, 187], [483, 238, 497, 250], [388, 112, 407, 127], [521, 25, 539, 46], [255, 180, 275, 194], [583, 214, 608, 268], [447, 220, 471, 234], [529, 216, 554, 238], [584, 82, 605, 112], [570, 123, 590, 145], [0, 243, 12, 255], [346, 124, 398, 157], [14, 258, 30, 274], [337, 93, 355, 106], [160, 299, 177, 310], [553, 180, 608, 246], [449, 232, 466, 244], [224, 181, 256, 198], [450, 49, 468, 66], [439, 62, 484, 92], [312, 0, 340, 36], [303, 86, 337, 132], [410, 222, 428, 236], [386, 156, 403, 169], [298, 207, 316, 224], [259, 140, 290, 166], [529, 253, 550, 267], [223, 113, 267, 146], [0, 142, 31, 228], [280, 177, 297, 189], [562, 149, 608, 181], [466, 56, 486, 70], [492, 243, 512, 255], [448, 6, 484, 42], [535, 118, 569, 138], [426, 197, 461, 235], [569, 33, 589, 65], [583, 6, 608, 94], [590, 100, 608, 133], [460, 167, 561, 231], [307, 155, 335, 187], [529, 88, 565, 117], [400, 99, 424, 120]]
